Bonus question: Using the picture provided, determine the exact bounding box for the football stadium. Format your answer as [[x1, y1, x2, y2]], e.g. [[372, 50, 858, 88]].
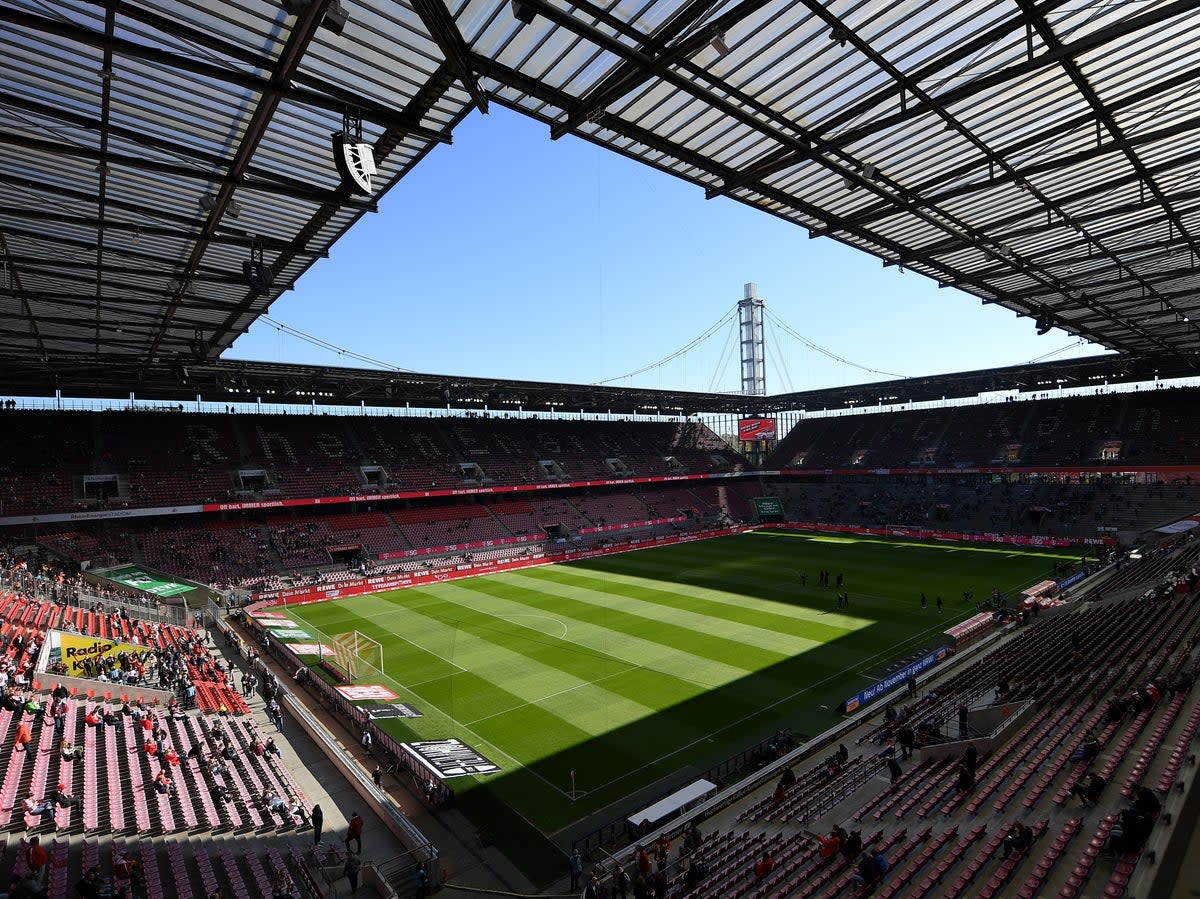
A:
[[2, 3, 1200, 899]]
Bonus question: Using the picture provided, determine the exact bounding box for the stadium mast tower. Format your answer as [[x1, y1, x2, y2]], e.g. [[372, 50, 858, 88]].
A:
[[737, 283, 775, 468], [739, 282, 766, 397]]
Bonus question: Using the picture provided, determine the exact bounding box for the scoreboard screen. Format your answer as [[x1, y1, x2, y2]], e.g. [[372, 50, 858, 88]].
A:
[[738, 418, 778, 441], [752, 496, 784, 519]]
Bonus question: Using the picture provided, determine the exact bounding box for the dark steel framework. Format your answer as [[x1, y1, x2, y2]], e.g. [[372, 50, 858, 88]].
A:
[[0, 352, 1185, 418], [0, 0, 1198, 408]]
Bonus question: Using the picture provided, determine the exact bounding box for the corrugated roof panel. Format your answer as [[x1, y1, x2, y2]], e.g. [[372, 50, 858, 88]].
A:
[[2, 0, 1199, 373]]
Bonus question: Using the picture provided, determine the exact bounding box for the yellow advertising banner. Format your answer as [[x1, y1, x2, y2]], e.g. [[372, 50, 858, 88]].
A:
[[58, 633, 147, 677]]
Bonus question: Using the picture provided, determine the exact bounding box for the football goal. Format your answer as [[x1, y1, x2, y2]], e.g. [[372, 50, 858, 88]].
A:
[[324, 630, 385, 681]]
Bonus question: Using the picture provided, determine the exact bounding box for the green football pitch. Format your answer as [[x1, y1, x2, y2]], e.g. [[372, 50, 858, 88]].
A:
[[283, 531, 1077, 873], [103, 565, 196, 597]]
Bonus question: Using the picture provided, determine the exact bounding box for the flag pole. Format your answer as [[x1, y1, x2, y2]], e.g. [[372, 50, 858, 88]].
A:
[[570, 769, 576, 800]]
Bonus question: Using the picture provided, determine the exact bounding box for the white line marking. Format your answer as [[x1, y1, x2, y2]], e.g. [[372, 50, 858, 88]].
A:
[[494, 612, 568, 640], [462, 668, 635, 727]]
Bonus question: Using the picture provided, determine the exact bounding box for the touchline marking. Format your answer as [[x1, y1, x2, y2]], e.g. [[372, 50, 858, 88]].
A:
[[301, 553, 1017, 803], [301, 606, 576, 799]]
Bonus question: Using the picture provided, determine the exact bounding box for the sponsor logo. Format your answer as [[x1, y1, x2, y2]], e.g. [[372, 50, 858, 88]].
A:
[[64, 640, 116, 658]]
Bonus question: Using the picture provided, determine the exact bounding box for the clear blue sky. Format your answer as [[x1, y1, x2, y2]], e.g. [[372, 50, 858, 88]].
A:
[[227, 105, 1106, 396]]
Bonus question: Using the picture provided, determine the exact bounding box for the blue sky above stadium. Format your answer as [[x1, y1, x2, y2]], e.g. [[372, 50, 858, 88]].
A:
[[227, 106, 1107, 396]]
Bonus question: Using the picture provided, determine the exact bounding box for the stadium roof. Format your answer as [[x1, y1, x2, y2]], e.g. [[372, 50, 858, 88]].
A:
[[0, 351, 1187, 416], [1, 0, 1198, 397]]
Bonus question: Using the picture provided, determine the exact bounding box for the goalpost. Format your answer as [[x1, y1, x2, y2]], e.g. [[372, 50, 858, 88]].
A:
[[326, 630, 385, 681]]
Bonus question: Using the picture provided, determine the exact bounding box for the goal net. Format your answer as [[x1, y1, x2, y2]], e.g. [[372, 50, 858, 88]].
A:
[[327, 630, 385, 681]]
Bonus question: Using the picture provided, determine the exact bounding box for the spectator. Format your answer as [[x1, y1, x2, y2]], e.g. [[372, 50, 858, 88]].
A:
[[14, 721, 31, 753], [955, 762, 974, 793], [570, 848, 584, 891], [271, 869, 297, 899], [344, 812, 364, 854], [112, 851, 139, 881], [817, 830, 840, 860], [963, 743, 978, 776], [343, 854, 361, 895], [840, 829, 863, 859], [153, 771, 174, 795], [1132, 787, 1162, 818], [1104, 808, 1152, 856], [75, 867, 104, 899], [311, 804, 324, 846], [850, 851, 877, 887], [25, 836, 48, 883], [886, 758, 902, 784], [52, 782, 82, 810], [1001, 822, 1032, 859], [583, 871, 602, 899], [4, 873, 46, 899], [753, 850, 775, 880], [683, 821, 702, 854], [413, 866, 429, 899], [1071, 771, 1107, 808], [60, 741, 82, 762], [612, 866, 630, 899], [1070, 737, 1101, 763], [897, 725, 915, 760], [634, 847, 652, 879], [21, 796, 53, 820], [372, 765, 383, 788]]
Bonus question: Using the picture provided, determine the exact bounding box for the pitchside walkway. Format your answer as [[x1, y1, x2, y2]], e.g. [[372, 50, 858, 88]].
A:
[[222, 619, 534, 897]]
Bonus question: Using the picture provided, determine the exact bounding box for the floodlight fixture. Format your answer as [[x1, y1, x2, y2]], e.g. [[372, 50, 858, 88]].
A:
[[862, 163, 877, 181], [280, 0, 346, 33], [242, 242, 274, 297], [511, 0, 536, 24], [323, 1, 348, 34], [200, 193, 242, 217], [1035, 314, 1053, 336], [332, 111, 376, 196], [189, 329, 211, 362], [710, 29, 731, 57]]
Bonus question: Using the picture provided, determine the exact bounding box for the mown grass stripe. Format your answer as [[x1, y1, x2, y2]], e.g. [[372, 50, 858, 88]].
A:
[[523, 564, 869, 644], [279, 532, 1074, 846], [441, 576, 758, 687], [494, 570, 818, 663]]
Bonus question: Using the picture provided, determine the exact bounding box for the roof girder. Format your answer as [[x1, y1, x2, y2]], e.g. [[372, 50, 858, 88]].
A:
[[1, 3, 450, 143], [711, 0, 1200, 194]]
